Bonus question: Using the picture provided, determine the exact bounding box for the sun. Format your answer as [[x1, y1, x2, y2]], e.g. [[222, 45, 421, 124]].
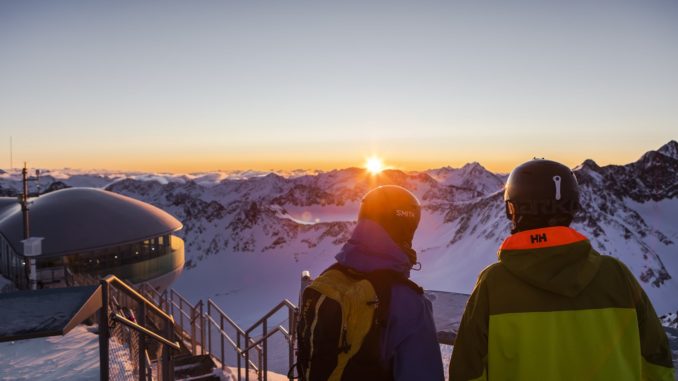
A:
[[365, 156, 385, 175]]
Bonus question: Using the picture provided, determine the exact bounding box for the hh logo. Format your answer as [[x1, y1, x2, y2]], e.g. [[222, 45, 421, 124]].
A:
[[530, 233, 547, 244]]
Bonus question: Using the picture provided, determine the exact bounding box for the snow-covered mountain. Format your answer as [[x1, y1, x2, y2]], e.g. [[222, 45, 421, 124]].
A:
[[1, 141, 676, 324], [426, 162, 506, 196]]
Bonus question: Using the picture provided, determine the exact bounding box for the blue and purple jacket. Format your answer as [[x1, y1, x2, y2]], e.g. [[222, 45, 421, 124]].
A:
[[335, 219, 445, 381]]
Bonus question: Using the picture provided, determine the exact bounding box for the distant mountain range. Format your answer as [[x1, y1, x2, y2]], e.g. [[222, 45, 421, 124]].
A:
[[1, 140, 676, 325]]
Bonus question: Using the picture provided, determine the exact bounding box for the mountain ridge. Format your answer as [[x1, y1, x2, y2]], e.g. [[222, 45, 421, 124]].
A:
[[0, 141, 676, 322]]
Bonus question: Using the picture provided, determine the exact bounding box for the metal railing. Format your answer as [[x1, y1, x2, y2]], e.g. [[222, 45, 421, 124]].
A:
[[205, 298, 262, 380], [243, 300, 297, 381], [138, 282, 299, 381], [100, 275, 180, 381], [163, 288, 208, 357]]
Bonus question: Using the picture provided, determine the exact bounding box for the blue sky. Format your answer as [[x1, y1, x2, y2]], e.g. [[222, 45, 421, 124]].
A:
[[1, 0, 676, 172]]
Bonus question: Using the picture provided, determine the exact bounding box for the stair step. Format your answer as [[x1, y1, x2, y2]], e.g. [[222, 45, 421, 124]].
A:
[[180, 375, 221, 381], [174, 354, 217, 380]]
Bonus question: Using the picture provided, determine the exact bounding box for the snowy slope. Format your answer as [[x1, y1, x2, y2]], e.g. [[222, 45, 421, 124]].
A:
[[0, 325, 101, 380], [0, 324, 291, 381]]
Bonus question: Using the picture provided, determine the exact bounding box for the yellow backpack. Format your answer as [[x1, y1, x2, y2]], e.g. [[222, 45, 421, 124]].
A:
[[296, 264, 422, 381]]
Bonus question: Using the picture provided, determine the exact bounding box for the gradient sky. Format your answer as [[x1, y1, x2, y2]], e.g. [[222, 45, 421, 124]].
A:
[[1, 0, 677, 173]]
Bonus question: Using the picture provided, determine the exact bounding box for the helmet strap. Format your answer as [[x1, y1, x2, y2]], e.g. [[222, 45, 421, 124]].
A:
[[403, 246, 418, 266]]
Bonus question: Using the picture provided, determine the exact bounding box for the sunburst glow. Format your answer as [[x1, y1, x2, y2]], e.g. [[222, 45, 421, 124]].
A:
[[365, 156, 385, 175]]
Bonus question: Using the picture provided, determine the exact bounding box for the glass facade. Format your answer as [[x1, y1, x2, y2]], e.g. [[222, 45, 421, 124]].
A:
[[0, 236, 28, 289], [66, 234, 172, 274], [0, 234, 177, 289]]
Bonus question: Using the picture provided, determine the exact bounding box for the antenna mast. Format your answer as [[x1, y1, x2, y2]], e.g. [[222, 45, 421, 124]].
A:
[[21, 163, 30, 239], [9, 136, 13, 170]]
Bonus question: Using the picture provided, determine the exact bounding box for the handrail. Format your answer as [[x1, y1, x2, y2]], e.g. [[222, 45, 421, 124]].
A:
[[102, 275, 174, 325], [208, 299, 245, 335], [204, 315, 261, 372], [112, 313, 181, 350], [205, 297, 264, 380], [170, 288, 195, 309], [100, 275, 178, 381], [243, 298, 298, 381], [137, 282, 298, 381], [241, 326, 287, 353], [244, 299, 296, 335], [204, 314, 263, 355], [139, 283, 167, 309], [190, 300, 204, 324], [205, 315, 240, 350]]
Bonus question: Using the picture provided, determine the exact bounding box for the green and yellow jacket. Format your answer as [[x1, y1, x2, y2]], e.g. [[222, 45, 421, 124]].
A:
[[449, 226, 675, 381]]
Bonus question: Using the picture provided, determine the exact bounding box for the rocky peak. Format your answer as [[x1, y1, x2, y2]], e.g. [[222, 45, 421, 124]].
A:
[[657, 140, 678, 160], [579, 159, 601, 171]]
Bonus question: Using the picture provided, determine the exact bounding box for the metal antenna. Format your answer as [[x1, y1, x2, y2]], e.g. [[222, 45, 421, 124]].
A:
[[9, 136, 13, 170], [36, 169, 41, 196], [21, 162, 30, 239]]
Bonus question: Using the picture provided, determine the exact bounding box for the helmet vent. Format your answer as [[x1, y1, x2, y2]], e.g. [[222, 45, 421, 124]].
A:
[[553, 176, 562, 200]]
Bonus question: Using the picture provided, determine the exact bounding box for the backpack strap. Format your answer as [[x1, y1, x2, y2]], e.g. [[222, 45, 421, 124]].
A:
[[322, 263, 421, 381], [323, 263, 424, 327]]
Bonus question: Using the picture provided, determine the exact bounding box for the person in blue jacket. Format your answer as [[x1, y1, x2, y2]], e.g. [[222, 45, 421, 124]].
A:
[[297, 185, 444, 381]]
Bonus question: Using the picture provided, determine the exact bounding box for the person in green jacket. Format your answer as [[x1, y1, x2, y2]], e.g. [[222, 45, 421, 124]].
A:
[[449, 159, 675, 381]]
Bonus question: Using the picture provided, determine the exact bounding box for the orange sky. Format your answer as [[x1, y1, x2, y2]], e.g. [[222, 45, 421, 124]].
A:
[[2, 1, 676, 174], [6, 138, 671, 174]]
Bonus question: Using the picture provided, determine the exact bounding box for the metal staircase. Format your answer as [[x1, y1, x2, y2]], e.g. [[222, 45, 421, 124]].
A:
[[137, 282, 298, 381]]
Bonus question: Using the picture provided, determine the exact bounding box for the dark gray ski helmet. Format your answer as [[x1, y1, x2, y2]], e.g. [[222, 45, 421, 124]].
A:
[[504, 159, 579, 231]]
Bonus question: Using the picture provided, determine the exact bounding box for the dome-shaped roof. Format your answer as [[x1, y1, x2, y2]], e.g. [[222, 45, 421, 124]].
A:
[[0, 188, 182, 257]]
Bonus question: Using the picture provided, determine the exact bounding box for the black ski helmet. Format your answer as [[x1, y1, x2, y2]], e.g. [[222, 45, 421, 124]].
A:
[[504, 159, 579, 232], [358, 185, 421, 261]]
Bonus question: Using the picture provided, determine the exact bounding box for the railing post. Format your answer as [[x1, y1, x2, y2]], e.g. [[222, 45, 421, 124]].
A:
[[137, 302, 147, 381], [170, 289, 175, 318], [289, 306, 296, 378], [98, 280, 110, 381], [220, 315, 225, 370], [263, 319, 268, 381], [207, 305, 212, 357], [237, 331, 242, 381], [191, 305, 196, 355], [258, 347, 264, 381], [200, 302, 205, 355], [180, 297, 185, 333], [244, 332, 249, 381], [161, 318, 174, 381]]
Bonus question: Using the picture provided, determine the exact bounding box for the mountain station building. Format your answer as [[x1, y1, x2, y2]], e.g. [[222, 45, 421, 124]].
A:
[[0, 188, 184, 290]]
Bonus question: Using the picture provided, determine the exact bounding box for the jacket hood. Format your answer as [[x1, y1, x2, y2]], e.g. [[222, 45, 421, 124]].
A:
[[335, 219, 413, 277], [498, 227, 602, 297]]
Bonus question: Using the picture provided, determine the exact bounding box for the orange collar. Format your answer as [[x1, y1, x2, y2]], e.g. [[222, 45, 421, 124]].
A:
[[500, 226, 587, 251]]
